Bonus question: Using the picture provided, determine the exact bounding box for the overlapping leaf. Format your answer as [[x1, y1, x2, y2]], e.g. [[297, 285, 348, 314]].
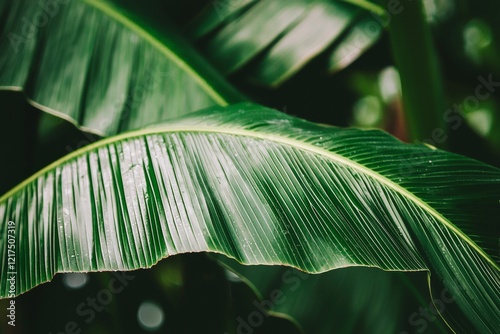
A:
[[0, 104, 499, 332], [0, 0, 243, 136], [187, 0, 383, 86]]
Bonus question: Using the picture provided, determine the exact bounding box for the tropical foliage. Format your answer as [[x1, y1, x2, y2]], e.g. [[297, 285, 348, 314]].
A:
[[0, 0, 499, 333]]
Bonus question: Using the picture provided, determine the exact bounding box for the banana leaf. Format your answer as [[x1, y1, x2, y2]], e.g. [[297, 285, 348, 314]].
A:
[[0, 103, 498, 333], [0, 0, 244, 136], [188, 0, 383, 86]]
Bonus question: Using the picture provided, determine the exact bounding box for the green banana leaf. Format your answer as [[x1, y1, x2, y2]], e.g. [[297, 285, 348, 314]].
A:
[[0, 103, 498, 333], [187, 0, 383, 86], [0, 0, 244, 136], [327, 14, 383, 74]]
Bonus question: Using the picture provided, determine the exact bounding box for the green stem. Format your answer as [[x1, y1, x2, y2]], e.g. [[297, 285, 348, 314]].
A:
[[383, 0, 446, 146]]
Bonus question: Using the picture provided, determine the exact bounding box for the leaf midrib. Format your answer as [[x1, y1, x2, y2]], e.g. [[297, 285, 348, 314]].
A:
[[1, 124, 497, 271], [0, 0, 229, 106], [342, 0, 386, 16], [83, 0, 228, 105]]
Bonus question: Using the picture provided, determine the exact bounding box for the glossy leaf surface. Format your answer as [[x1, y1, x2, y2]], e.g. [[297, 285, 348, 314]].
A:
[[189, 0, 382, 86], [0, 103, 498, 333], [0, 0, 243, 136]]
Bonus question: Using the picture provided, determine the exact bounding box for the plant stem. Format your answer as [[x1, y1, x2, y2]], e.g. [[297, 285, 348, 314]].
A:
[[383, 0, 446, 146]]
